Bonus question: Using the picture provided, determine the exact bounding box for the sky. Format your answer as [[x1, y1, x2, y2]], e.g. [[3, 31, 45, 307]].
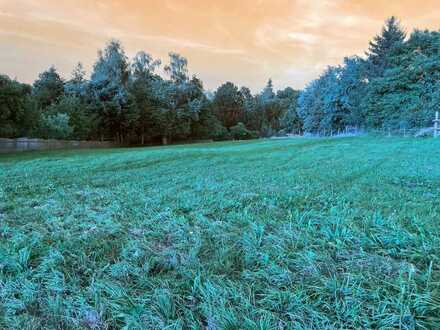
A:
[[0, 0, 439, 92]]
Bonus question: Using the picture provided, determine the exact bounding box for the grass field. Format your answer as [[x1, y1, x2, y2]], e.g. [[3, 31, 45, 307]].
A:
[[1, 136, 440, 329]]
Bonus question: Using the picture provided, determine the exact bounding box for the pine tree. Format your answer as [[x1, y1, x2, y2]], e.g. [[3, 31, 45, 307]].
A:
[[65, 62, 87, 98], [261, 79, 275, 103], [366, 16, 406, 76]]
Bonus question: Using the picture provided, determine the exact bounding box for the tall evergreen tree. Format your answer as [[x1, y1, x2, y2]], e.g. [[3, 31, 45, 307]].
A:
[[258, 79, 280, 135], [366, 16, 406, 77], [261, 79, 275, 102], [65, 62, 87, 98], [365, 29, 440, 128]]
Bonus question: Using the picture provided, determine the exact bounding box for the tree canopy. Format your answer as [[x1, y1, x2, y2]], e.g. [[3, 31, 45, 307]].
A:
[[298, 17, 440, 134], [1, 17, 438, 141]]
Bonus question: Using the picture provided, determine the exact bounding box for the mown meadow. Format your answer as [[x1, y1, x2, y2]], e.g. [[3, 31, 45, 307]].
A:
[[1, 137, 440, 329]]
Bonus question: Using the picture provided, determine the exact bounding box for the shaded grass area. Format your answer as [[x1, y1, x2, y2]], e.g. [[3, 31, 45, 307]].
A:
[[1, 136, 440, 329]]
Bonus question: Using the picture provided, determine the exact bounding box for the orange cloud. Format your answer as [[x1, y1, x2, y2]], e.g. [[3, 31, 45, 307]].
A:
[[0, 0, 439, 92]]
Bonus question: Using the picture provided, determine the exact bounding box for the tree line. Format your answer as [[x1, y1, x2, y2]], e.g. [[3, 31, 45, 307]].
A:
[[298, 17, 440, 134], [0, 42, 300, 144], [1, 17, 438, 143]]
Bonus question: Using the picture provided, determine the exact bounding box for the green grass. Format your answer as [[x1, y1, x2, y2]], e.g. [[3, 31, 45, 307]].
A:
[[1, 136, 440, 329]]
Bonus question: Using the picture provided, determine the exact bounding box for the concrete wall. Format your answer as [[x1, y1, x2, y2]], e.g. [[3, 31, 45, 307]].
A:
[[0, 138, 118, 153]]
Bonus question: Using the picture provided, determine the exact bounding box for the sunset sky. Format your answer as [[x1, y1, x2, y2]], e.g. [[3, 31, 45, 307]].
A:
[[1, 0, 439, 92]]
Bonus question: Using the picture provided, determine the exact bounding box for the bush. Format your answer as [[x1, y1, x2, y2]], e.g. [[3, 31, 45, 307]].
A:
[[47, 96, 94, 140], [230, 122, 258, 140], [39, 113, 73, 139], [211, 123, 231, 141]]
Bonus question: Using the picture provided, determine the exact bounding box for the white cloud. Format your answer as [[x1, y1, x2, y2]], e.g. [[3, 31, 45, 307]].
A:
[[287, 32, 319, 45], [130, 34, 245, 55]]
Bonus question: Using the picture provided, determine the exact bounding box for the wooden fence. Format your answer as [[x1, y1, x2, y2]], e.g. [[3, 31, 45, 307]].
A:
[[0, 138, 118, 153]]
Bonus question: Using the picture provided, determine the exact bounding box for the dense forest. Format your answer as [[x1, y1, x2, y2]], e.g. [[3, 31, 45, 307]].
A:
[[0, 45, 300, 144], [0, 17, 439, 143]]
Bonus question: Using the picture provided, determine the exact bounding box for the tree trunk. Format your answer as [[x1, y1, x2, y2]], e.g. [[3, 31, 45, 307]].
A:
[[141, 133, 145, 145], [162, 136, 168, 145]]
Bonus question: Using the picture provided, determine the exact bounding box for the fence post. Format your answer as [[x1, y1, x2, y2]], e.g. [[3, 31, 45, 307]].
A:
[[434, 111, 439, 138]]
